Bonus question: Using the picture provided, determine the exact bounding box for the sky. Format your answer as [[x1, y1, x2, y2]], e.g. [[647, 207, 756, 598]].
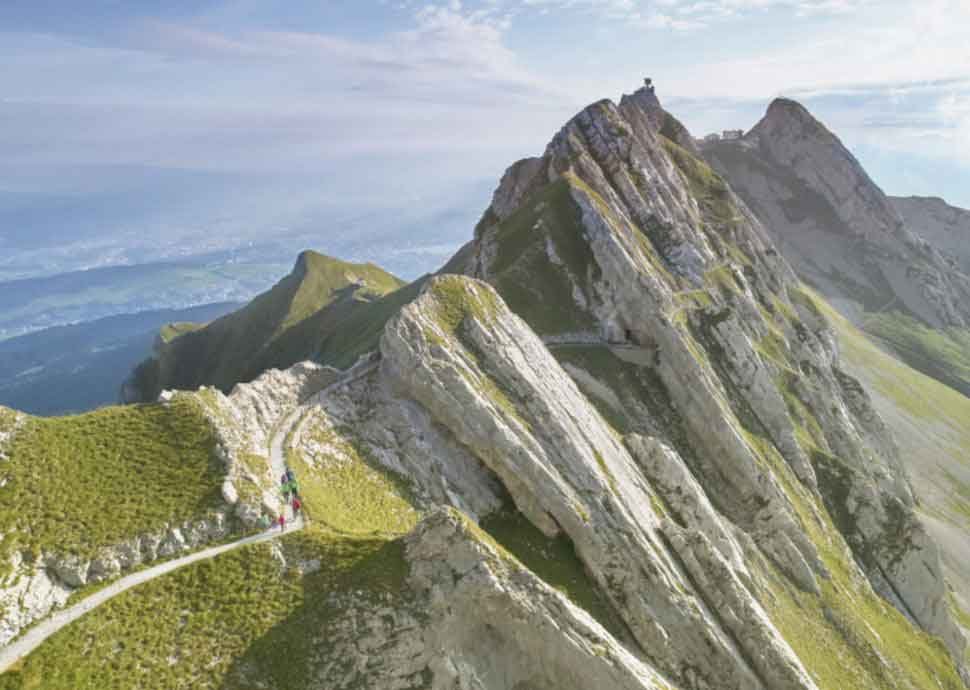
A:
[[1, 0, 968, 273]]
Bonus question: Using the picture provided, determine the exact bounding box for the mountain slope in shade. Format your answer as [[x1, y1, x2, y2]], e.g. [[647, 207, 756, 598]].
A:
[[124, 251, 406, 401], [890, 195, 970, 275]]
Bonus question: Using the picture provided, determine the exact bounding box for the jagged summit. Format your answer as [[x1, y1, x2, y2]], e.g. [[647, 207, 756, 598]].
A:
[[459, 83, 968, 685]]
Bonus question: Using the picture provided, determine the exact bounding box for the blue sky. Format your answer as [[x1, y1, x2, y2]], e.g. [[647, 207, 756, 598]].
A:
[[1, 0, 968, 271]]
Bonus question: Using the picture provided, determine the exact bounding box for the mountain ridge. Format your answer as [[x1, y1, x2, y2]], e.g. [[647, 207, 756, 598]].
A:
[[5, 82, 970, 689], [123, 250, 406, 401]]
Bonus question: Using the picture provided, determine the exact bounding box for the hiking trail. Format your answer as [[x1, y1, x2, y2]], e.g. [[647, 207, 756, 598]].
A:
[[0, 362, 376, 673]]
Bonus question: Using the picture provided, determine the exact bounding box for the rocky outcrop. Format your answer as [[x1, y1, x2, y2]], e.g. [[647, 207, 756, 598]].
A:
[[457, 82, 967, 680], [192, 361, 341, 520], [406, 508, 673, 690], [702, 99, 970, 330], [380, 275, 818, 690], [0, 511, 232, 646]]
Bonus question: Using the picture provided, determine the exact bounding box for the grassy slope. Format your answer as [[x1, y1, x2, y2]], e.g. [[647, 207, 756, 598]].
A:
[[481, 178, 599, 335], [0, 397, 225, 565], [1, 412, 629, 690], [136, 252, 404, 396], [814, 292, 970, 627], [286, 416, 420, 537], [0, 530, 411, 690], [1, 411, 421, 690], [862, 311, 970, 398], [480, 509, 626, 639], [315, 277, 428, 370]]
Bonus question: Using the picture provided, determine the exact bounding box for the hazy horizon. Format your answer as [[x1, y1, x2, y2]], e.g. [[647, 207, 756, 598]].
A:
[[1, 0, 968, 285]]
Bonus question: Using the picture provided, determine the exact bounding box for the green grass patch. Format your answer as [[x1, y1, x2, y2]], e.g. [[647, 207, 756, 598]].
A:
[[425, 275, 501, 337], [1, 527, 411, 690], [593, 449, 618, 494], [863, 311, 970, 397], [0, 397, 225, 562], [705, 264, 743, 296], [661, 136, 739, 229], [675, 289, 714, 310], [485, 178, 600, 335], [288, 424, 419, 537], [0, 407, 19, 436], [159, 321, 205, 344]]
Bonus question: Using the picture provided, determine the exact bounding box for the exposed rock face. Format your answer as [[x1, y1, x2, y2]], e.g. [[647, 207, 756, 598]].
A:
[[891, 195, 970, 274], [0, 553, 70, 648], [9, 83, 970, 689], [454, 82, 967, 680], [381, 275, 818, 689], [702, 99, 970, 330], [193, 361, 341, 519], [0, 512, 232, 646], [406, 508, 674, 690]]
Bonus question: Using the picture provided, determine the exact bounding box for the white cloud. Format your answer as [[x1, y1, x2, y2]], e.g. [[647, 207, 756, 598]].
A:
[[499, 0, 874, 28]]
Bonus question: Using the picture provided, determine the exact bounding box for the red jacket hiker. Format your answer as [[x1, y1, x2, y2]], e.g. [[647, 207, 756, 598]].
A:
[[278, 514, 286, 531], [292, 497, 302, 513]]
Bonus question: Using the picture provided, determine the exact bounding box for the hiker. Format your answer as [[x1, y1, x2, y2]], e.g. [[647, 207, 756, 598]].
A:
[[292, 497, 302, 515], [280, 472, 288, 486], [285, 468, 295, 482], [258, 514, 270, 530], [289, 480, 300, 497], [278, 514, 286, 532]]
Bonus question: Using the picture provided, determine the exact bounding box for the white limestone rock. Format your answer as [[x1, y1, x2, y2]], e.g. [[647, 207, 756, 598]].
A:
[[406, 508, 673, 690], [380, 275, 817, 690]]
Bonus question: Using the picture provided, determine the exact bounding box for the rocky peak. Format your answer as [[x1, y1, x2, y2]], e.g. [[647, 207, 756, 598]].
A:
[[452, 81, 969, 682], [748, 98, 908, 245], [706, 98, 970, 330], [618, 81, 666, 133]]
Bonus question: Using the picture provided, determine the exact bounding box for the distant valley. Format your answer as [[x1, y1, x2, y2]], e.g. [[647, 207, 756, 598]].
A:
[[0, 302, 240, 415]]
